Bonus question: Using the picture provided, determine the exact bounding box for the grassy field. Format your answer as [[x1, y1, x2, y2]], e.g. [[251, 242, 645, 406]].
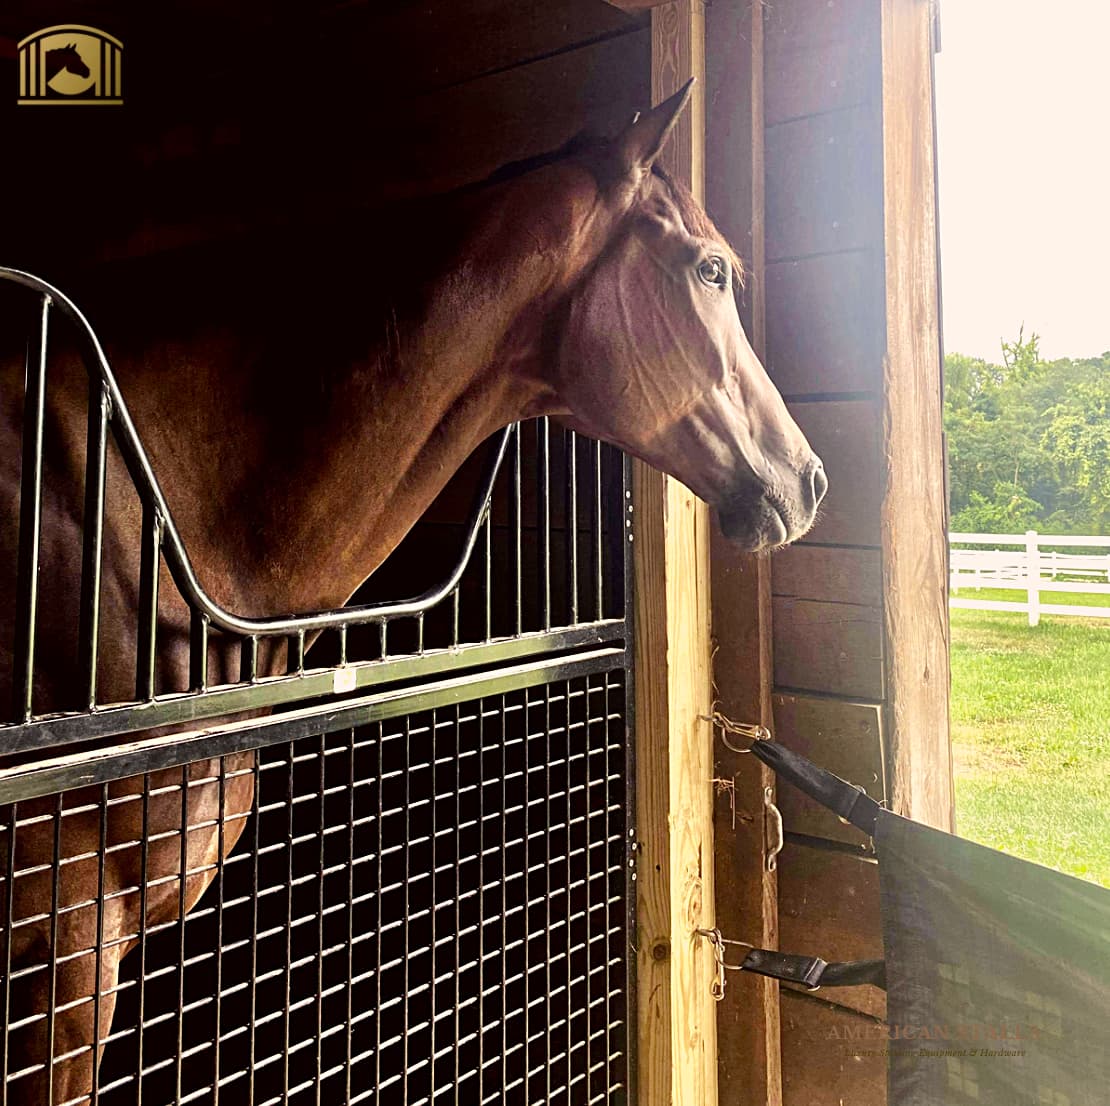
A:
[[951, 584, 1110, 609], [949, 605, 1110, 886]]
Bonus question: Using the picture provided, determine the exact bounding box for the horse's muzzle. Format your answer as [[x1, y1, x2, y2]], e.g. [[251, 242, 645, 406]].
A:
[[716, 455, 827, 552]]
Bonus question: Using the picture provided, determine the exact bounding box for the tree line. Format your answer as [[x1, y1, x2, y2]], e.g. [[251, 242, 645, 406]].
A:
[[945, 330, 1110, 535]]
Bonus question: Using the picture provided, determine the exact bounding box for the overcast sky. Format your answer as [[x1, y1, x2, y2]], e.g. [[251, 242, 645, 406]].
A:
[[935, 0, 1110, 362]]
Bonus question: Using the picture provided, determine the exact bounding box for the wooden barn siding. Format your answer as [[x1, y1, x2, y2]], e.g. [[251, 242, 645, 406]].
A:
[[0, 0, 649, 271], [780, 990, 887, 1106], [762, 6, 892, 1096], [707, 0, 948, 1103]]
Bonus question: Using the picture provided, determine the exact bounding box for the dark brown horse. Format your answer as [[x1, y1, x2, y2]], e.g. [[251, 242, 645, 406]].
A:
[[0, 85, 824, 1103]]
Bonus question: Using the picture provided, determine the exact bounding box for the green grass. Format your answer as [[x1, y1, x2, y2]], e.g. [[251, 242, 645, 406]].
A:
[[951, 585, 1110, 608], [949, 606, 1110, 886]]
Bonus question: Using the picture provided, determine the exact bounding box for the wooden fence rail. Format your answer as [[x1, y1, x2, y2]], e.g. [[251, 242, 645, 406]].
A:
[[949, 531, 1110, 626]]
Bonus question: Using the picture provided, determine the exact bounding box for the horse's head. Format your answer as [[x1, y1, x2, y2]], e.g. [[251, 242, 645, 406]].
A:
[[49, 42, 91, 78], [550, 85, 825, 551]]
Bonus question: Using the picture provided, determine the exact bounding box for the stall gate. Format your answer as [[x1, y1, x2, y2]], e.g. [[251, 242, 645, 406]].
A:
[[0, 270, 636, 1104]]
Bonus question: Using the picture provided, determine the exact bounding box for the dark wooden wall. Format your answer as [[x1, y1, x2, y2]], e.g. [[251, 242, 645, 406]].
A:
[[0, 1, 649, 277]]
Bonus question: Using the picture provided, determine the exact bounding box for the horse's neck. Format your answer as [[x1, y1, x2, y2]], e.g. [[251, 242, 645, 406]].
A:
[[146, 166, 599, 618]]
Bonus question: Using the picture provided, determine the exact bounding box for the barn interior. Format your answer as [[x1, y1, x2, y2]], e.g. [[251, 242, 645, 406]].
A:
[[0, 2, 949, 1104]]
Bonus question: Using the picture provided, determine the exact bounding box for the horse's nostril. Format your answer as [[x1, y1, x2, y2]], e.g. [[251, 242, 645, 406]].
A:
[[811, 461, 828, 507]]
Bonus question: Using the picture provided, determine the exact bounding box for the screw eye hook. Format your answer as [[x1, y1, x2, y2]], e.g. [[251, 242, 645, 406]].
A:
[[701, 711, 771, 754]]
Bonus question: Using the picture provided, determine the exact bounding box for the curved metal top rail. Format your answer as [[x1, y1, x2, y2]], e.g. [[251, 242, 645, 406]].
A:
[[0, 266, 513, 639]]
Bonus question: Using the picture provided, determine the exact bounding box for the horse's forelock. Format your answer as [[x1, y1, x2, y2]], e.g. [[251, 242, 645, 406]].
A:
[[648, 166, 747, 292]]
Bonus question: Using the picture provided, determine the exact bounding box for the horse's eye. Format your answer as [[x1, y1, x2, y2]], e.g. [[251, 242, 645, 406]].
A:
[[697, 256, 728, 289]]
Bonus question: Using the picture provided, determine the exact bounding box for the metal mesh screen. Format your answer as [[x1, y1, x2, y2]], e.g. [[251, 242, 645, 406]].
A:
[[2, 669, 633, 1104]]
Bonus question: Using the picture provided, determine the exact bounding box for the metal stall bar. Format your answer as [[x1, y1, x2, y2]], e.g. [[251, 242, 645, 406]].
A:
[[10, 293, 49, 723]]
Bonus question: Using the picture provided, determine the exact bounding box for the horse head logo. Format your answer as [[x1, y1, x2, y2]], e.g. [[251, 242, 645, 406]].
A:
[[17, 25, 123, 104], [46, 42, 91, 83]]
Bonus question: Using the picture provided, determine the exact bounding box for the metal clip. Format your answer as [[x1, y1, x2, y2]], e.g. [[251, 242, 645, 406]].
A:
[[700, 712, 771, 755], [694, 927, 755, 1002], [764, 787, 784, 872]]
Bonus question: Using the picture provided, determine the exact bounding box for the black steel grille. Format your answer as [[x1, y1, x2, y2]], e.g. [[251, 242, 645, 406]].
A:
[[2, 671, 632, 1104], [0, 268, 636, 1104]]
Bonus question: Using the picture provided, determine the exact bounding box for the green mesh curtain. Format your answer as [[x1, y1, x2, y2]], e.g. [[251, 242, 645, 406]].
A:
[[876, 811, 1109, 1105], [747, 739, 1110, 1106]]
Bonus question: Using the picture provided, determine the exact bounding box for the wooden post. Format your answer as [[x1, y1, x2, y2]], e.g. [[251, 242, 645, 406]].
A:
[[880, 0, 953, 830], [634, 4, 718, 1106], [705, 2, 783, 1104], [1026, 530, 1040, 627]]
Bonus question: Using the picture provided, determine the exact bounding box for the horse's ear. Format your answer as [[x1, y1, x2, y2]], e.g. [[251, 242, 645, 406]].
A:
[[615, 78, 695, 174]]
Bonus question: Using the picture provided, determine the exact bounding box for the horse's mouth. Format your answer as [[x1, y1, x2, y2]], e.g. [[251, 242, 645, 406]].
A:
[[717, 496, 796, 552]]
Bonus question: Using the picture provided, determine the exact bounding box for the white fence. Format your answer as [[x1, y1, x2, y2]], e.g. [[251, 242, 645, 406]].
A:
[[950, 531, 1110, 625]]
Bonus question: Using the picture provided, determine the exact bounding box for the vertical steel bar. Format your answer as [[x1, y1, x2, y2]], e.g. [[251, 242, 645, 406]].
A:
[[401, 716, 411, 1098], [289, 630, 306, 675], [91, 783, 108, 1106], [2, 805, 16, 1093], [522, 688, 531, 1100], [417, 611, 425, 655], [567, 430, 579, 626], [584, 687, 593, 1100], [248, 756, 261, 1102], [543, 684, 552, 1103], [603, 674, 612, 1097], [592, 441, 604, 623], [453, 704, 461, 1106], [135, 507, 162, 702], [476, 703, 485, 1105], [538, 418, 551, 631], [338, 624, 348, 667], [451, 588, 460, 649], [175, 766, 188, 1104], [11, 294, 50, 723], [137, 778, 150, 1104], [371, 724, 382, 1102], [240, 635, 259, 684], [213, 758, 226, 1104], [378, 620, 388, 662], [189, 610, 209, 693], [499, 695, 508, 1101], [315, 733, 326, 1105], [78, 382, 110, 709], [429, 708, 438, 1101], [565, 677, 573, 1103], [511, 427, 522, 635], [46, 794, 62, 1106], [347, 726, 359, 1103], [283, 742, 294, 1102], [483, 512, 492, 642]]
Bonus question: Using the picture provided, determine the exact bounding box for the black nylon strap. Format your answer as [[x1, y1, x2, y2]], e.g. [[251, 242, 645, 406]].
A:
[[740, 948, 887, 991], [747, 739, 883, 835]]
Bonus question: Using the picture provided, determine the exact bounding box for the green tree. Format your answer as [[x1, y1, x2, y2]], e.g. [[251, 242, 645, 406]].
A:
[[944, 337, 1110, 535]]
